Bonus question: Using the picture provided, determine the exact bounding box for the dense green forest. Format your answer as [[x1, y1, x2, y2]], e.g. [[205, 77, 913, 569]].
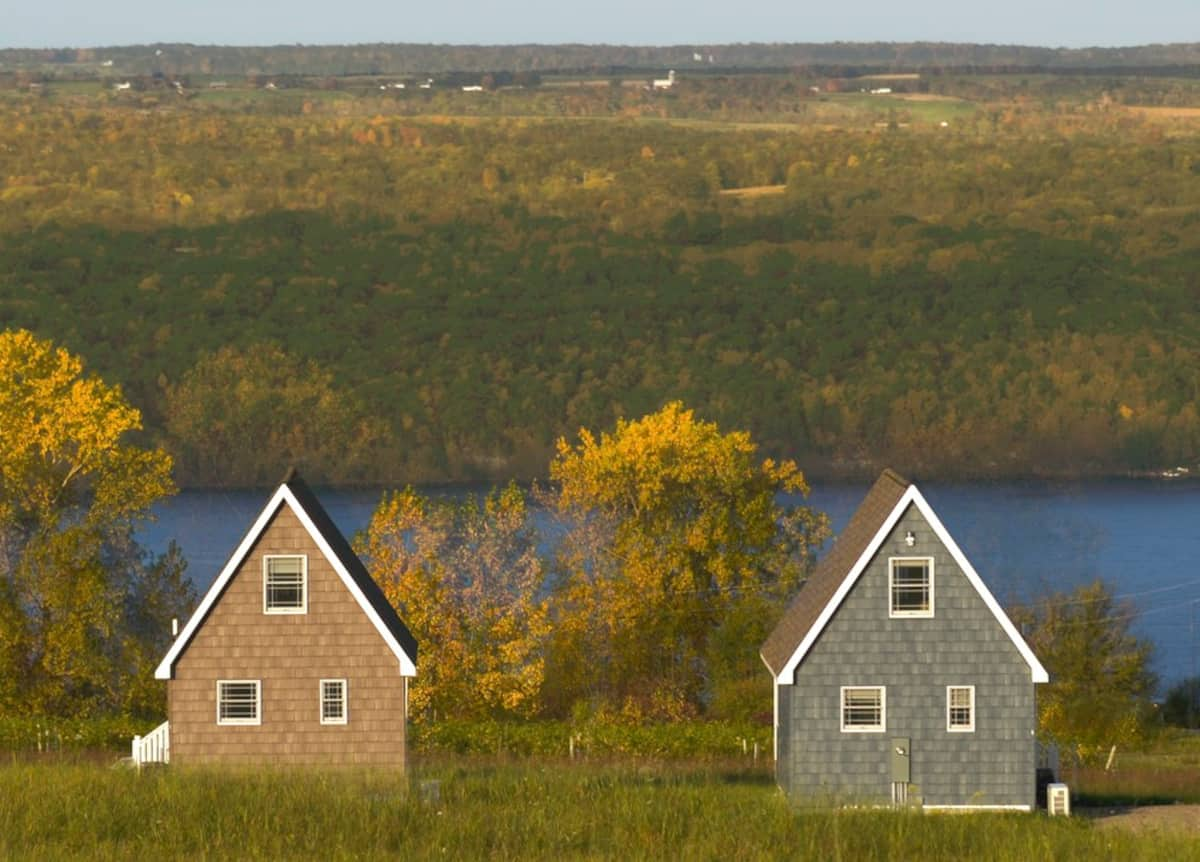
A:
[[2, 68, 1200, 486]]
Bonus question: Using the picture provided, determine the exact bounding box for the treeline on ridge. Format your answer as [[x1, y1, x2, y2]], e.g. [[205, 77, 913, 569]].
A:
[[5, 41, 1200, 78]]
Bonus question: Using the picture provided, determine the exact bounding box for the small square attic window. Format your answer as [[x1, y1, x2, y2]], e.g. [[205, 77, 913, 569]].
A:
[[264, 555, 307, 614], [889, 558, 933, 617]]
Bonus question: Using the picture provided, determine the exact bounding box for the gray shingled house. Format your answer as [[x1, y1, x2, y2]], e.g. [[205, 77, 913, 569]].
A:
[[761, 469, 1048, 809]]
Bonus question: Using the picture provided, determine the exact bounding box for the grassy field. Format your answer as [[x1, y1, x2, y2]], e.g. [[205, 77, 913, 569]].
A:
[[0, 759, 1196, 860], [1073, 731, 1200, 805]]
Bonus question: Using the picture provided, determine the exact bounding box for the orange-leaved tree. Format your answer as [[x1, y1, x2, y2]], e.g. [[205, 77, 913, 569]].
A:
[[357, 483, 549, 720]]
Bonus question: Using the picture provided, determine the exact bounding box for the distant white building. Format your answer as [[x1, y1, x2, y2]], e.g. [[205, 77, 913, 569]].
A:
[[462, 85, 484, 92], [653, 70, 676, 90], [114, 81, 132, 91]]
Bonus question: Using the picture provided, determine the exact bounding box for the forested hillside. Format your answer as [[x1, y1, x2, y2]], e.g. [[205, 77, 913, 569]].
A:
[[2, 73, 1199, 485]]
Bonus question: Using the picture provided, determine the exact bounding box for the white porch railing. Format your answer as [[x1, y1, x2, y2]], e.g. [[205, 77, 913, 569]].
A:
[[131, 721, 170, 766]]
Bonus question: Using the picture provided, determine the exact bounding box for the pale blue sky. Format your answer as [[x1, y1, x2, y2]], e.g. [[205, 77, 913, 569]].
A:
[[5, 1, 1196, 50]]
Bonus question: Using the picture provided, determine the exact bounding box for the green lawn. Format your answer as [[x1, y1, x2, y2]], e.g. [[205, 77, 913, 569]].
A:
[[0, 759, 1193, 860]]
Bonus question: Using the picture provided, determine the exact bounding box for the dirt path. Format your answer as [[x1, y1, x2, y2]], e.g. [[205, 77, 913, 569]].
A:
[[1084, 804, 1200, 833]]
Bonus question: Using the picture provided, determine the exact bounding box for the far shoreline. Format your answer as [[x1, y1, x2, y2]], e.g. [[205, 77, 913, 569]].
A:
[[167, 468, 1199, 494]]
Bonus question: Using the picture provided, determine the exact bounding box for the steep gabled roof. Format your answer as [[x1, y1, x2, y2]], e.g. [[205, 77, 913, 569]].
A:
[[761, 469, 1047, 685], [761, 469, 910, 677], [154, 470, 417, 680]]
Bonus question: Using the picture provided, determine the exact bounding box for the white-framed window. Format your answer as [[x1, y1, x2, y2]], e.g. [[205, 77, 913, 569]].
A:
[[947, 685, 975, 732], [841, 686, 886, 732], [264, 555, 307, 614], [320, 678, 348, 725], [889, 557, 934, 618], [217, 680, 261, 725]]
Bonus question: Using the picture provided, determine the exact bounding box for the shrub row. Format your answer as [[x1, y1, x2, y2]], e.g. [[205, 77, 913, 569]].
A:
[[0, 715, 160, 754], [411, 719, 773, 760], [0, 715, 772, 761]]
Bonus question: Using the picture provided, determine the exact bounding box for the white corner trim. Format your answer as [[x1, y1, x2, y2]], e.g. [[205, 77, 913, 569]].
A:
[[283, 487, 416, 677], [155, 485, 417, 679], [156, 485, 291, 679], [773, 680, 779, 762], [778, 486, 917, 684], [923, 804, 1032, 812], [913, 488, 1048, 684], [778, 485, 1048, 685]]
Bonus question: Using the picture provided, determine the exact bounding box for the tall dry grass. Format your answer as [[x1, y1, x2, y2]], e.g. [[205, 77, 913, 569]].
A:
[[0, 760, 1193, 860]]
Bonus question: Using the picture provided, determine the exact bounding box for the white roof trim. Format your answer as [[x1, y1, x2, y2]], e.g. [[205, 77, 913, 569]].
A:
[[777, 485, 1048, 685], [155, 484, 416, 679]]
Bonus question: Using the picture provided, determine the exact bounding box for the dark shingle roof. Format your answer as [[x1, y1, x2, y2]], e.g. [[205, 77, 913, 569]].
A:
[[760, 468, 910, 676], [283, 472, 418, 664]]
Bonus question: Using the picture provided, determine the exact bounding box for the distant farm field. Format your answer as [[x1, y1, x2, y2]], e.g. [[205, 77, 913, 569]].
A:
[[1125, 106, 1200, 120], [0, 760, 1197, 860], [718, 184, 787, 198]]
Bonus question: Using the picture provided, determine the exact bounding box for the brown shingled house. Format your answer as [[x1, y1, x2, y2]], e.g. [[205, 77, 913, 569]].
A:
[[140, 470, 417, 766]]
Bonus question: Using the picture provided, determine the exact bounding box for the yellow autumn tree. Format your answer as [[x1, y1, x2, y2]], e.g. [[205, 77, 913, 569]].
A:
[[0, 329, 190, 716], [543, 401, 829, 720], [357, 483, 549, 720]]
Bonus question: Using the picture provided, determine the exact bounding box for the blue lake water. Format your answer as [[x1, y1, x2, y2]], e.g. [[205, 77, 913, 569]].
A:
[[138, 480, 1200, 690]]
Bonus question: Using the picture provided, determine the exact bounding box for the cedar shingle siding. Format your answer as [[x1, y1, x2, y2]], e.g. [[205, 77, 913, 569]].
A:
[[168, 504, 409, 765]]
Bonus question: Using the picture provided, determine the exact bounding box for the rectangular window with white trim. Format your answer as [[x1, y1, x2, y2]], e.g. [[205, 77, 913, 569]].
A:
[[264, 555, 307, 614], [889, 557, 934, 617], [947, 685, 975, 732], [321, 679, 348, 725], [217, 680, 261, 725], [841, 686, 886, 732]]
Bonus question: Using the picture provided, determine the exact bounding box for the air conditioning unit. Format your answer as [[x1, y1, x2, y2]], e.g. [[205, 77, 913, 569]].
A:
[[1047, 783, 1070, 816]]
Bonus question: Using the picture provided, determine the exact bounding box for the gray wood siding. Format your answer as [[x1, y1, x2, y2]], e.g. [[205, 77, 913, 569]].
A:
[[777, 504, 1036, 807]]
